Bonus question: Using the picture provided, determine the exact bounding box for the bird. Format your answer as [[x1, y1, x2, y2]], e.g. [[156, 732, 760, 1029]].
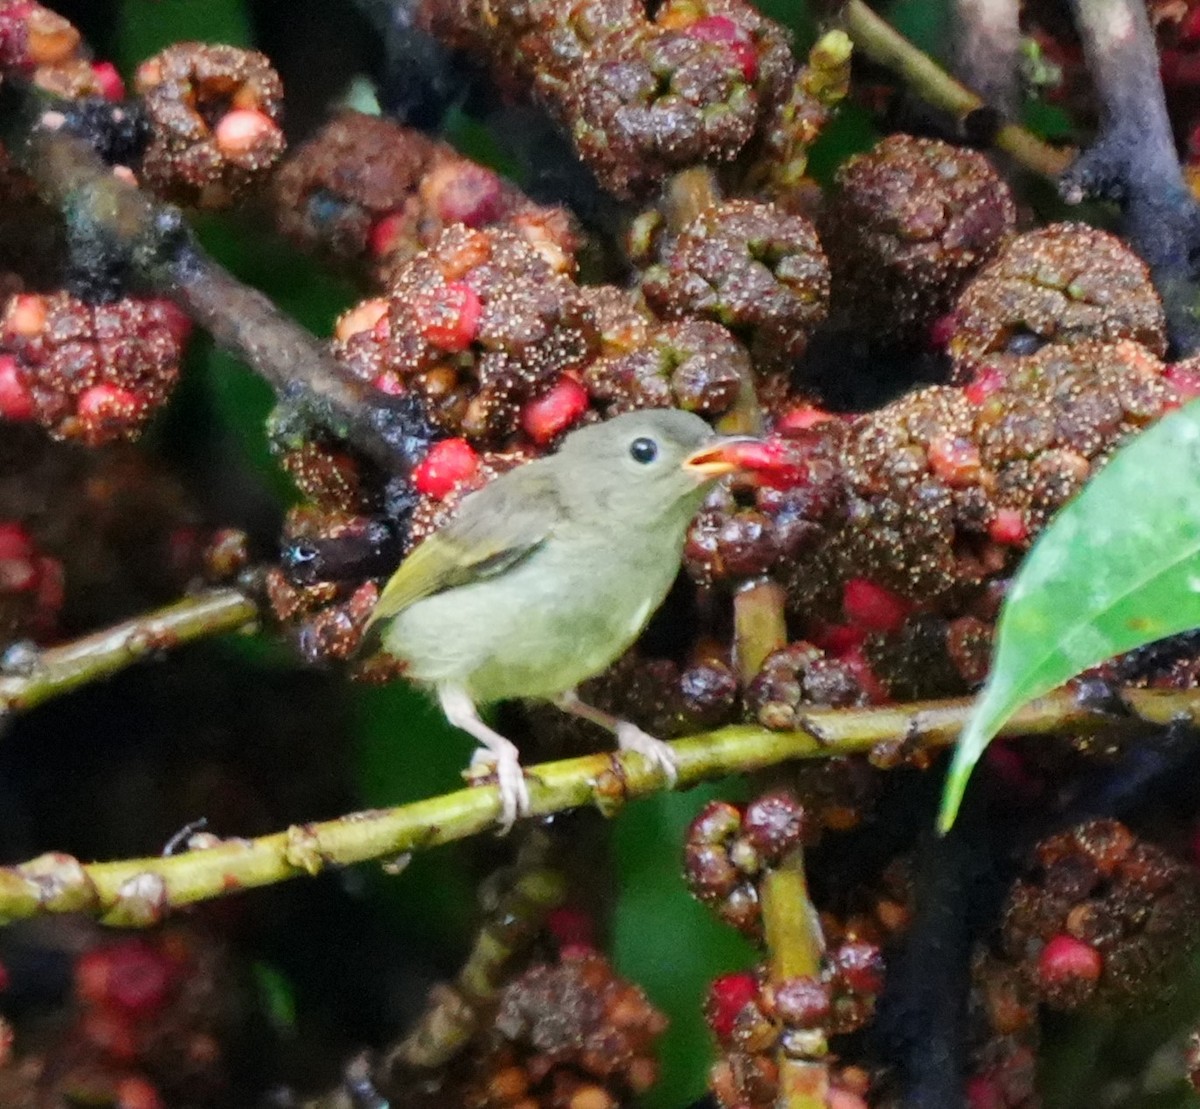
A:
[[364, 408, 764, 830]]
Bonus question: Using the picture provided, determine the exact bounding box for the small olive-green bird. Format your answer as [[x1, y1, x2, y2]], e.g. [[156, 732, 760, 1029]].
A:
[[365, 409, 762, 830]]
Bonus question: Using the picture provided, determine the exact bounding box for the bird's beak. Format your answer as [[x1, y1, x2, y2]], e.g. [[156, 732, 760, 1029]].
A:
[[682, 436, 767, 476]]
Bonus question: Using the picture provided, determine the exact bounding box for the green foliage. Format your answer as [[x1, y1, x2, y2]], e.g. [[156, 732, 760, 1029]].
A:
[[940, 398, 1200, 831], [115, 0, 252, 70]]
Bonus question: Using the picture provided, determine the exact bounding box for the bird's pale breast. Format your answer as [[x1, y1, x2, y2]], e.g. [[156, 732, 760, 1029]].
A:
[[381, 525, 684, 704]]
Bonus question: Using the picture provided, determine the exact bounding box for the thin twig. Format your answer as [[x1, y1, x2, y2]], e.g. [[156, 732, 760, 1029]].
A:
[[0, 588, 260, 717], [0, 684, 1195, 926], [838, 0, 1075, 179], [761, 847, 828, 1109], [0, 81, 431, 474]]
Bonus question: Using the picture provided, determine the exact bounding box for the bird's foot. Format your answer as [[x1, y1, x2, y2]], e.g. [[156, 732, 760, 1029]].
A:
[[615, 722, 679, 787], [467, 739, 531, 834]]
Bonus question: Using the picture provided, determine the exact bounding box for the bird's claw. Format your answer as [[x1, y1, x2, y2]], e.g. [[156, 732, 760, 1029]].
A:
[[615, 723, 679, 787], [468, 742, 531, 834]]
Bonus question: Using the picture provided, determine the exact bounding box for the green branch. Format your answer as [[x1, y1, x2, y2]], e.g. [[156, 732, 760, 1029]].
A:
[[0, 588, 259, 716], [838, 0, 1075, 179], [0, 683, 1194, 926]]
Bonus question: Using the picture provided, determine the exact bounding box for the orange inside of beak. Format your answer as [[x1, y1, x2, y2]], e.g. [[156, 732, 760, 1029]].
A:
[[682, 438, 768, 476]]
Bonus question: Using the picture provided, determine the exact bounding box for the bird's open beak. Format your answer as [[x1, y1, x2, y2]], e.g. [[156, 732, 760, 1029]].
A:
[[682, 437, 768, 476]]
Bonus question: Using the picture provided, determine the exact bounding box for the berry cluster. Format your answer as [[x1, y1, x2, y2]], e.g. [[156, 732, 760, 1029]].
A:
[[0, 928, 242, 1109], [420, 0, 795, 196], [0, 0, 120, 100], [0, 290, 191, 445], [275, 111, 577, 287], [134, 42, 285, 208]]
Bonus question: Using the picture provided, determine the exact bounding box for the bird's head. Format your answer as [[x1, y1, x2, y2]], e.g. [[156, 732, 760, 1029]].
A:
[[553, 409, 765, 525]]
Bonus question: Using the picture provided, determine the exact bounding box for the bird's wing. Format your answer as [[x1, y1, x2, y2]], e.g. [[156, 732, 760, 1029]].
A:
[[366, 469, 563, 628]]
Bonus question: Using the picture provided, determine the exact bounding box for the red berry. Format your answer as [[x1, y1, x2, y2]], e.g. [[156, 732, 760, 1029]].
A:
[[842, 578, 912, 634], [966, 1075, 1004, 1109], [149, 299, 192, 346], [432, 164, 505, 227], [0, 522, 33, 564], [1038, 934, 1103, 989], [839, 646, 890, 704], [706, 972, 758, 1042], [1181, 5, 1200, 44], [1165, 364, 1200, 404], [368, 211, 407, 259], [214, 108, 282, 161], [77, 940, 175, 1021], [4, 293, 46, 339], [928, 434, 982, 487], [77, 384, 143, 424], [415, 281, 483, 352], [520, 374, 589, 444], [33, 556, 64, 614], [775, 404, 834, 436], [926, 313, 957, 350], [546, 906, 595, 951], [412, 438, 480, 499], [116, 1076, 165, 1109], [0, 521, 35, 593], [0, 356, 34, 421], [808, 621, 867, 656], [79, 1008, 139, 1063], [372, 371, 406, 396], [987, 508, 1028, 546], [832, 940, 885, 997], [724, 437, 810, 489], [91, 60, 125, 101], [684, 16, 758, 82], [965, 365, 1005, 404]]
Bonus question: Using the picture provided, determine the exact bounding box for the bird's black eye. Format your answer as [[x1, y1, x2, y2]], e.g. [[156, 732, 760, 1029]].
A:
[[629, 436, 658, 464]]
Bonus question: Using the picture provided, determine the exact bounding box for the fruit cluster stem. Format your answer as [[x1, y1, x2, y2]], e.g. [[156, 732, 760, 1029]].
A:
[[761, 847, 829, 1109]]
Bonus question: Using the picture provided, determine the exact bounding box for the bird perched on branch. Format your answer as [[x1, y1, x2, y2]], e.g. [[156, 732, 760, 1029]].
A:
[[365, 409, 766, 830]]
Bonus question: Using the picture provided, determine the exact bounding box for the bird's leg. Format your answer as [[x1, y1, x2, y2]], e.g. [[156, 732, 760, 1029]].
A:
[[554, 690, 679, 787], [438, 685, 531, 833]]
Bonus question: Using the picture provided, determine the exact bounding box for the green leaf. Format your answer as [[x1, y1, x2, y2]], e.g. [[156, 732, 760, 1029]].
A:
[[939, 398, 1200, 832]]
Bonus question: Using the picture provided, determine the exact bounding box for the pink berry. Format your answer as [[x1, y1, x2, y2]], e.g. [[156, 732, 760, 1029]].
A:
[[148, 299, 192, 346], [91, 60, 125, 101], [520, 374, 589, 444], [368, 211, 407, 259], [926, 313, 957, 350], [839, 647, 890, 704], [988, 508, 1028, 546], [775, 404, 834, 436], [1038, 934, 1103, 989], [928, 434, 982, 487], [4, 293, 46, 339], [77, 384, 142, 422], [115, 1076, 165, 1109], [966, 1075, 1004, 1109], [416, 281, 483, 352], [335, 298, 388, 342], [1165, 364, 1200, 404], [965, 366, 1005, 405], [547, 906, 595, 951], [214, 108, 282, 161], [832, 940, 885, 996], [432, 163, 505, 227], [808, 621, 867, 656], [0, 356, 34, 421], [412, 438, 480, 499], [842, 578, 912, 634], [706, 972, 758, 1042], [684, 16, 758, 82], [372, 372, 406, 396], [0, 522, 35, 593]]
